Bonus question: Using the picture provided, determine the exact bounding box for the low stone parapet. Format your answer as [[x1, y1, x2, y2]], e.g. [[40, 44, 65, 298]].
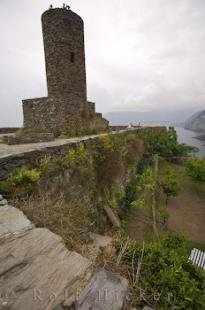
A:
[[0, 128, 140, 180], [0, 128, 20, 134], [2, 132, 55, 145]]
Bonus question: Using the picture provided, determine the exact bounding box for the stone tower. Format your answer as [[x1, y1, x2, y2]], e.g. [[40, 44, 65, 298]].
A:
[[23, 6, 108, 135], [42, 8, 87, 101]]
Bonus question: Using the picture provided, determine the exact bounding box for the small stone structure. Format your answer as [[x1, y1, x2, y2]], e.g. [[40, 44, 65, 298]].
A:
[[23, 6, 109, 134]]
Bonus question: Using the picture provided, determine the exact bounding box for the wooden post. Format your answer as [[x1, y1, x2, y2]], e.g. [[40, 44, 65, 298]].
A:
[[103, 206, 121, 227]]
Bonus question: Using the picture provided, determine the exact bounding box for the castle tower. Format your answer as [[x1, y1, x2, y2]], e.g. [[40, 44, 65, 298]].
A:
[[22, 6, 108, 134], [42, 8, 87, 101]]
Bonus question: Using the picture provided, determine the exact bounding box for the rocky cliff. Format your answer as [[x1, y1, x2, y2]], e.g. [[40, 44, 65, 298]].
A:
[[184, 110, 205, 133], [0, 195, 128, 309]]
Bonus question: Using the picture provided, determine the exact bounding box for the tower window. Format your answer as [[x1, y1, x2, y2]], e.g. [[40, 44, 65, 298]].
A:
[[70, 52, 75, 63]]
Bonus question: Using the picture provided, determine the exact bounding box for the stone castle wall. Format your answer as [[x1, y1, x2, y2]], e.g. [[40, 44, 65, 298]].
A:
[[0, 129, 140, 180], [23, 96, 83, 133], [23, 96, 108, 133]]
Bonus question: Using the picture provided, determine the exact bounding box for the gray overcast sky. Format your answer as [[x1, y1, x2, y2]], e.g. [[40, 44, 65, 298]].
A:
[[0, 0, 205, 126]]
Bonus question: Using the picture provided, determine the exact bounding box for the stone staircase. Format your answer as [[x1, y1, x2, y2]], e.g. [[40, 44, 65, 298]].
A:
[[0, 195, 128, 310]]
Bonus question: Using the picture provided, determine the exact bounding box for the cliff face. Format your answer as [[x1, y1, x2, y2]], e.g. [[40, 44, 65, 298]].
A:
[[185, 110, 205, 133]]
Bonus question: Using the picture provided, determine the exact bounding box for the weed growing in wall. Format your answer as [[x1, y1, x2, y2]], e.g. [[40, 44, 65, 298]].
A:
[[39, 156, 53, 174], [62, 143, 89, 168], [0, 168, 41, 196], [104, 187, 125, 210], [96, 134, 132, 160], [93, 133, 144, 203]]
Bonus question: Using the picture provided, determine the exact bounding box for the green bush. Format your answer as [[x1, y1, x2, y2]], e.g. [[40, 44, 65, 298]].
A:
[[127, 167, 156, 210], [124, 180, 137, 206], [5, 168, 40, 186], [186, 158, 205, 182], [130, 198, 145, 210], [159, 208, 170, 224], [0, 168, 41, 195], [104, 187, 125, 210], [116, 234, 205, 309], [99, 135, 115, 152], [140, 127, 198, 157], [97, 134, 134, 157], [161, 168, 180, 205], [39, 156, 52, 174], [62, 143, 90, 168]]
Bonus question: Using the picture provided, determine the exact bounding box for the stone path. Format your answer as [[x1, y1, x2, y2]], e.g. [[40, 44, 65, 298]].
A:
[[0, 129, 135, 159], [0, 136, 98, 159], [0, 195, 128, 309]]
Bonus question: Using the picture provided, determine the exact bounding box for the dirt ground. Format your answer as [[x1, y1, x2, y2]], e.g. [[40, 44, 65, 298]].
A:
[[125, 205, 153, 242], [167, 177, 205, 244], [125, 160, 205, 246], [160, 162, 205, 245]]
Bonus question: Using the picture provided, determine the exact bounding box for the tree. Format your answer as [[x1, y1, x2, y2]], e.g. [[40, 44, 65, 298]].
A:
[[186, 158, 205, 182], [139, 127, 198, 157], [161, 168, 180, 205], [130, 168, 156, 210]]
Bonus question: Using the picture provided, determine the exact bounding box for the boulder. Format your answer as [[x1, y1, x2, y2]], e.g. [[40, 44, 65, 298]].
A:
[[0, 205, 33, 235], [76, 268, 128, 310], [0, 206, 128, 310], [0, 199, 8, 206], [0, 227, 92, 310]]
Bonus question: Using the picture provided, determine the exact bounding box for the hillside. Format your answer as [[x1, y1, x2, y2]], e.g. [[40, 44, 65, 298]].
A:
[[1, 128, 205, 309], [185, 110, 205, 132], [105, 108, 199, 126]]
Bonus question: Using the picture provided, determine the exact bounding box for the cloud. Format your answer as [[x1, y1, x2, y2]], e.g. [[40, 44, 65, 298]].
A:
[[0, 0, 205, 126]]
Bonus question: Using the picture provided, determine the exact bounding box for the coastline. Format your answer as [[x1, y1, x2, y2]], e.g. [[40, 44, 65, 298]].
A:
[[194, 134, 205, 142]]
